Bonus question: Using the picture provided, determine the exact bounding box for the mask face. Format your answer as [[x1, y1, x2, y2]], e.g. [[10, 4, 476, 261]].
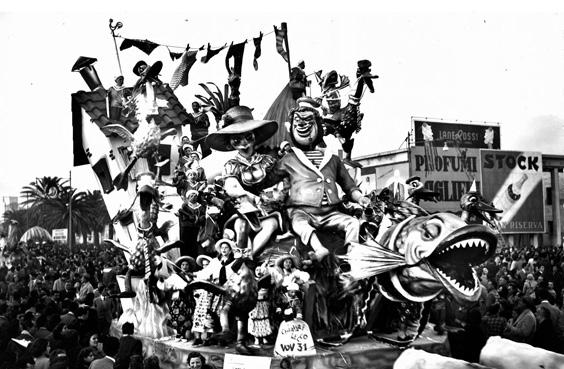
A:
[[292, 111, 318, 148], [230, 132, 255, 156]]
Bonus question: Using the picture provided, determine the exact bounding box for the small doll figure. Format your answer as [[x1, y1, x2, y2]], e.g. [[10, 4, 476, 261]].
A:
[[178, 190, 207, 258], [185, 169, 206, 193], [168, 256, 196, 340], [192, 255, 214, 346], [248, 287, 272, 346], [277, 282, 303, 321], [183, 151, 207, 183]]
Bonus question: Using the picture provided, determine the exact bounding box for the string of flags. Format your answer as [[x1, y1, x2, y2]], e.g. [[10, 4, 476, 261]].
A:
[[115, 24, 289, 87]]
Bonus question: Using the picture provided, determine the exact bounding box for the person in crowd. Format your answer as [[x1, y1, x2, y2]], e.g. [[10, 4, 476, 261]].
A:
[[114, 322, 142, 369], [143, 355, 162, 369], [89, 336, 119, 369], [186, 352, 214, 369], [92, 285, 113, 338], [503, 297, 537, 344], [482, 303, 507, 337], [28, 337, 50, 369], [532, 306, 558, 352], [76, 346, 97, 369]]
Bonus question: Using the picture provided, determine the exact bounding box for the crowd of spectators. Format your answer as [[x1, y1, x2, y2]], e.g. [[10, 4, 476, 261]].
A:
[[2, 236, 564, 367], [0, 240, 189, 369], [442, 244, 564, 361]]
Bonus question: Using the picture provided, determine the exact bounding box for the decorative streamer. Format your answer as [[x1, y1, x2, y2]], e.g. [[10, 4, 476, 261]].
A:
[[167, 47, 183, 61], [273, 24, 289, 62], [119, 38, 159, 55], [225, 41, 246, 76], [201, 43, 227, 64], [253, 32, 263, 70], [170, 49, 198, 90]]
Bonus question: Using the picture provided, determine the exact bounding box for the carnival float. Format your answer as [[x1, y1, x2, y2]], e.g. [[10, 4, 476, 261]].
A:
[[69, 20, 564, 369]]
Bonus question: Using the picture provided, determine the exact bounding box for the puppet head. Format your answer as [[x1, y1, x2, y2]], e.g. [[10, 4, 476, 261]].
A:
[[288, 97, 325, 151]]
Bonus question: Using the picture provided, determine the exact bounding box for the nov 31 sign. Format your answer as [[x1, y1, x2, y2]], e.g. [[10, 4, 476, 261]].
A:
[[273, 318, 316, 357]]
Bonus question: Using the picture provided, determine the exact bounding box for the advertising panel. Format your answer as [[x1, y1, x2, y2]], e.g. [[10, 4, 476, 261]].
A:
[[413, 119, 501, 149], [480, 150, 545, 233], [409, 146, 480, 213]]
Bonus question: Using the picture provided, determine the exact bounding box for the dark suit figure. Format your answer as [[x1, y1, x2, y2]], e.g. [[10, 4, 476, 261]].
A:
[[114, 322, 142, 369]]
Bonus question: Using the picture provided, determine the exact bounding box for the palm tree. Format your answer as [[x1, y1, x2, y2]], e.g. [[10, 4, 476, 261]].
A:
[[20, 176, 69, 208], [83, 190, 110, 247], [1, 208, 39, 246], [39, 188, 95, 248]]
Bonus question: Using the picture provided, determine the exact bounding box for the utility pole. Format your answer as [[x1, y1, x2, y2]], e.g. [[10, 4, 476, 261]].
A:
[[68, 169, 72, 251]]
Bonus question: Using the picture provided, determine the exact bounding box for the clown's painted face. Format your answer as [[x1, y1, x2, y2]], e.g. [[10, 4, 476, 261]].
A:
[[292, 110, 318, 148], [229, 132, 255, 158]]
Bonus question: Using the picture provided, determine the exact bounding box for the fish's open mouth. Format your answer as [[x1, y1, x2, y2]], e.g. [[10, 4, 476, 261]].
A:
[[427, 225, 497, 298]]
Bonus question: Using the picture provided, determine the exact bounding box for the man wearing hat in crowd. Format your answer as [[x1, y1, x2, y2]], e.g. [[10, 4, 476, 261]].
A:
[[187, 101, 212, 158], [271, 97, 370, 262]]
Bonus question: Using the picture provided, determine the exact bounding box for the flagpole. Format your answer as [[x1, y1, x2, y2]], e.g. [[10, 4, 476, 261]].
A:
[[109, 19, 124, 76], [282, 22, 292, 78]]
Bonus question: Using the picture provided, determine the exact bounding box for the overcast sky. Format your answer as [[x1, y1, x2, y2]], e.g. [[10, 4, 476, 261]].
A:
[[1, 2, 563, 196]]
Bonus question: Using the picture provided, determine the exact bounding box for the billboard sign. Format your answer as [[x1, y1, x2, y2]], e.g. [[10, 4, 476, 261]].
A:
[[52, 228, 68, 243], [413, 120, 501, 149], [409, 146, 479, 213], [480, 150, 545, 233]]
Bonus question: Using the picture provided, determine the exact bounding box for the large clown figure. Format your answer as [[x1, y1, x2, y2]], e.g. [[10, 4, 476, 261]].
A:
[[274, 98, 371, 261]]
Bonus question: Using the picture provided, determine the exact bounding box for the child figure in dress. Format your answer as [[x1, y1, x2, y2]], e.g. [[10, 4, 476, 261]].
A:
[[192, 255, 215, 346], [248, 286, 272, 347]]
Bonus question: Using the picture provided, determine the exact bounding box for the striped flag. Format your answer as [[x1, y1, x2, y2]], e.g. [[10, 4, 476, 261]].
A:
[[170, 50, 198, 90], [274, 24, 289, 62]]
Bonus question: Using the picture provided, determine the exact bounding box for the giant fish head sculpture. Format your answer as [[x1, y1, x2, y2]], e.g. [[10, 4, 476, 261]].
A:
[[346, 207, 497, 304]]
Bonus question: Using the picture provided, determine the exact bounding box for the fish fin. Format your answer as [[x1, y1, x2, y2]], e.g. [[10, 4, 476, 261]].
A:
[[343, 240, 406, 280]]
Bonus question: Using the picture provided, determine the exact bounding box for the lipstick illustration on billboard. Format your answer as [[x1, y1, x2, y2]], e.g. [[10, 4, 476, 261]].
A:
[[481, 151, 545, 234]]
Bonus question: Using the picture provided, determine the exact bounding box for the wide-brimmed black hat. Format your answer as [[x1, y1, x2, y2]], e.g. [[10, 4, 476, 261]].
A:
[[205, 106, 278, 152], [175, 256, 197, 271], [133, 61, 148, 76]]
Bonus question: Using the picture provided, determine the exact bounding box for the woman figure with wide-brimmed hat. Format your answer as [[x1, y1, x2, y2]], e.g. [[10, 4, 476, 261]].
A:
[[275, 254, 310, 288], [193, 236, 236, 344], [205, 106, 283, 258], [168, 256, 197, 339]]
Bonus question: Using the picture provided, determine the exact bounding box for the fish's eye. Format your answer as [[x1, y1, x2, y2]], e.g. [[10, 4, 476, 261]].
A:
[[422, 223, 440, 240]]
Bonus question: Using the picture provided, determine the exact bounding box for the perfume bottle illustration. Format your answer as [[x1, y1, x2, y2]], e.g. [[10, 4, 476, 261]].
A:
[[496, 174, 528, 212]]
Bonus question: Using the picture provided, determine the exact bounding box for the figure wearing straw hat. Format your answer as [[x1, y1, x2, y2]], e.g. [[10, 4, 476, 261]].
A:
[[167, 256, 197, 339], [206, 106, 285, 258]]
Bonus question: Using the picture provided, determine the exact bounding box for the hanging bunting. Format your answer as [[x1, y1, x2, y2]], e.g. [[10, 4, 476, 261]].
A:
[[253, 32, 263, 71], [201, 43, 227, 63], [225, 41, 246, 76], [167, 47, 183, 61], [273, 24, 289, 62], [170, 49, 198, 90], [119, 38, 159, 55]]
